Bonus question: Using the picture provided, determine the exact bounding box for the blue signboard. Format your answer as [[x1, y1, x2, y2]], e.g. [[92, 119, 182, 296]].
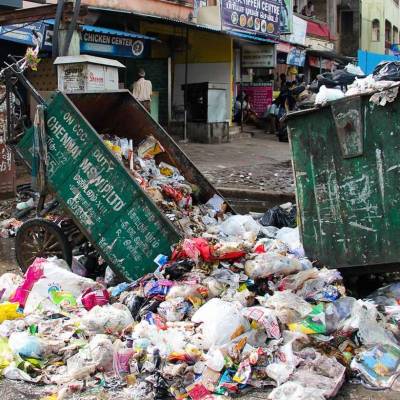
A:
[[80, 31, 148, 58], [221, 0, 281, 40], [43, 25, 149, 59], [0, 22, 45, 46], [286, 47, 306, 67]]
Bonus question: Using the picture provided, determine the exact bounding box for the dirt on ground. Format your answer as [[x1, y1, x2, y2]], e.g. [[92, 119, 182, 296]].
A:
[[179, 132, 295, 194]]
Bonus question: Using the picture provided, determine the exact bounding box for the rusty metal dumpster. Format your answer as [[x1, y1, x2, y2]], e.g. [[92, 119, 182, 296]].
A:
[[286, 90, 400, 269], [16, 90, 229, 280]]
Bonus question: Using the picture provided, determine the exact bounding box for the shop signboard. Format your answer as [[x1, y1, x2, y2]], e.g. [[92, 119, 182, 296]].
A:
[[283, 15, 307, 46], [0, 21, 45, 46], [242, 44, 276, 68], [280, 0, 293, 34], [80, 31, 148, 59], [309, 56, 335, 71], [237, 83, 273, 116], [221, 0, 281, 40], [43, 26, 149, 59], [286, 47, 306, 67]]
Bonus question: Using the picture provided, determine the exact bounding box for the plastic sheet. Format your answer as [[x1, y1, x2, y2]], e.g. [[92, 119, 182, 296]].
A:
[[373, 61, 400, 81]]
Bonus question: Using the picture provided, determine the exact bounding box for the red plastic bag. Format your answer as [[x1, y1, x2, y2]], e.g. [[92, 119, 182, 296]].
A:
[[81, 287, 110, 311]]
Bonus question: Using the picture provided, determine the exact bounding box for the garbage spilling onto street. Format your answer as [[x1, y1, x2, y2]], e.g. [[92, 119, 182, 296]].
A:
[[1, 188, 400, 399], [0, 134, 400, 399]]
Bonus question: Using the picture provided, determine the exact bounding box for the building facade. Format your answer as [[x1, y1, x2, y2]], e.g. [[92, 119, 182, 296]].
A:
[[360, 0, 400, 55]]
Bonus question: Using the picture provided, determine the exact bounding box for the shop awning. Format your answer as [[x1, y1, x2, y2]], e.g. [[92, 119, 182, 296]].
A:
[[45, 19, 159, 42], [0, 20, 160, 59], [306, 19, 335, 40], [307, 49, 355, 63]]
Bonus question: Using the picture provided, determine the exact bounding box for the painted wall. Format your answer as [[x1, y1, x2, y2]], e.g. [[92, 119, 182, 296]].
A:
[[82, 0, 193, 21], [139, 22, 233, 121], [361, 0, 400, 54], [358, 49, 397, 74]]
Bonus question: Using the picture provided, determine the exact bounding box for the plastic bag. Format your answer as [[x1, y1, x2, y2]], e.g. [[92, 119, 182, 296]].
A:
[[157, 297, 190, 322], [288, 303, 326, 334], [81, 303, 134, 333], [191, 298, 250, 349], [260, 205, 297, 229], [0, 302, 24, 323], [137, 136, 165, 159], [81, 287, 110, 311], [10, 258, 45, 307], [275, 227, 304, 257], [315, 85, 344, 106], [245, 253, 304, 279], [8, 331, 42, 358], [0, 273, 23, 302], [0, 337, 14, 371], [373, 61, 400, 81], [260, 291, 312, 324], [277, 268, 320, 291], [366, 282, 400, 307], [88, 334, 114, 372], [219, 215, 261, 241], [24, 258, 97, 314], [243, 306, 281, 339], [345, 63, 365, 75]]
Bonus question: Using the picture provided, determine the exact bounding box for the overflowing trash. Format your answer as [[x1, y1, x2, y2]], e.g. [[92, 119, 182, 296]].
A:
[[0, 204, 399, 399], [312, 62, 400, 107]]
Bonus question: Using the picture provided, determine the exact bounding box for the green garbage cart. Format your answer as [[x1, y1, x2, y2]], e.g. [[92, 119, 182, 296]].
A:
[[286, 89, 400, 269], [15, 90, 230, 281]]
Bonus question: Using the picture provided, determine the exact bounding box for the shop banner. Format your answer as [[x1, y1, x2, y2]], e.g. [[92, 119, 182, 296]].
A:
[[242, 44, 276, 68], [284, 15, 307, 45], [280, 0, 293, 34], [80, 31, 148, 59], [309, 56, 334, 71], [43, 26, 149, 59], [221, 0, 281, 40], [237, 83, 273, 116], [286, 47, 306, 67], [0, 22, 45, 46]]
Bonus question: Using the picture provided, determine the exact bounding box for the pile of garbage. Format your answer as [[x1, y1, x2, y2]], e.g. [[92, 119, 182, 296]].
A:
[[313, 61, 400, 107], [1, 210, 400, 399]]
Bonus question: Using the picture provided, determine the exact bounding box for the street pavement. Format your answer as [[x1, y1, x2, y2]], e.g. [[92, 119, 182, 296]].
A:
[[178, 131, 294, 194]]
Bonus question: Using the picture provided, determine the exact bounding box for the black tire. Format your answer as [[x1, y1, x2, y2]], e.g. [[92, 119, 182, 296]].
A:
[[15, 218, 72, 273]]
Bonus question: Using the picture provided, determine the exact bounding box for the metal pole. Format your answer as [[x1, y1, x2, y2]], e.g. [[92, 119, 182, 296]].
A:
[[183, 26, 189, 142], [240, 45, 243, 133]]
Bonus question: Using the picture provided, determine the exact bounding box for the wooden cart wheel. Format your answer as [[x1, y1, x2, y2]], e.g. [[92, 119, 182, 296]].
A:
[[15, 218, 72, 273]]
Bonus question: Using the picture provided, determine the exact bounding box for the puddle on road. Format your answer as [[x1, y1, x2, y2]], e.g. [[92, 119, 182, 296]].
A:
[[0, 238, 19, 275]]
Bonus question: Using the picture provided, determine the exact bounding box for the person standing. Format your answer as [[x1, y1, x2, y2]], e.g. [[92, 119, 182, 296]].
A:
[[301, 1, 314, 17], [132, 68, 152, 112]]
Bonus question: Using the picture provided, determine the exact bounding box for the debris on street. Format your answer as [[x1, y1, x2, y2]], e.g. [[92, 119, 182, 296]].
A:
[[0, 169, 400, 399]]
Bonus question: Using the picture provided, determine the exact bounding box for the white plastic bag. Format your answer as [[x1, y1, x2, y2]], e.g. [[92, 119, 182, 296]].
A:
[[219, 215, 261, 241], [81, 303, 134, 333], [344, 63, 364, 75], [259, 291, 312, 324], [0, 273, 23, 302], [315, 85, 344, 106], [269, 381, 325, 400], [24, 258, 97, 314], [191, 298, 250, 349], [245, 253, 304, 279], [276, 227, 304, 257]]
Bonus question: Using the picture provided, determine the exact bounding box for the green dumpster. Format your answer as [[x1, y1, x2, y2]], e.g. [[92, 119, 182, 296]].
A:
[[286, 90, 400, 269]]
